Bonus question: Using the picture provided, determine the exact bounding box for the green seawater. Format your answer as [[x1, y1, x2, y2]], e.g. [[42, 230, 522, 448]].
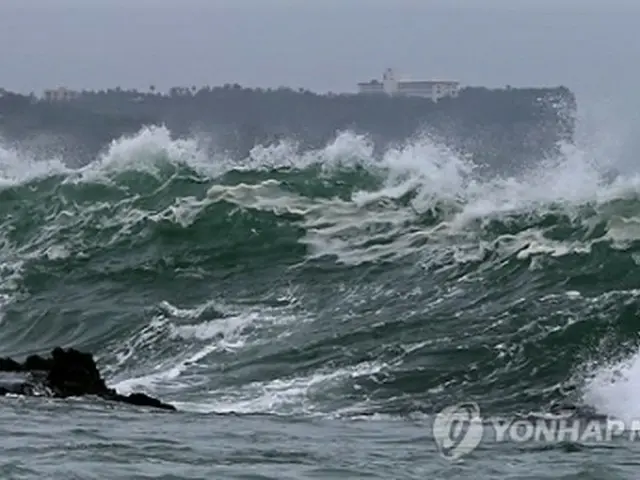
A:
[[1, 126, 640, 479]]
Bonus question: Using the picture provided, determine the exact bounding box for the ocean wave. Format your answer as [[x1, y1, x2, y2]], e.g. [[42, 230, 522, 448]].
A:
[[0, 125, 639, 420]]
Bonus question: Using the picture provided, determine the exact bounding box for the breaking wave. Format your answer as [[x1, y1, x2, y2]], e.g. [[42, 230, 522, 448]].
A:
[[0, 125, 639, 421]]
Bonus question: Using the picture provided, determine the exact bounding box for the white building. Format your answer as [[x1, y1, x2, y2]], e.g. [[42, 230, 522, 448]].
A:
[[357, 68, 460, 101], [43, 87, 80, 102]]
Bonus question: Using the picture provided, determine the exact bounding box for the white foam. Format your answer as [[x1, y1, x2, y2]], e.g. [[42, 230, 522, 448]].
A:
[[190, 129, 640, 265], [173, 360, 386, 416], [582, 351, 640, 423], [109, 298, 307, 396], [0, 142, 68, 186], [576, 289, 640, 421], [0, 125, 223, 190]]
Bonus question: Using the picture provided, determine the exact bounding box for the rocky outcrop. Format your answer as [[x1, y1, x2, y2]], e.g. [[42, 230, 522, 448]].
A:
[[0, 347, 175, 411]]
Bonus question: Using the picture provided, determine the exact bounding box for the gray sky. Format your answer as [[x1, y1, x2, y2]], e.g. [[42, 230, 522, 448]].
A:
[[1, 0, 639, 105]]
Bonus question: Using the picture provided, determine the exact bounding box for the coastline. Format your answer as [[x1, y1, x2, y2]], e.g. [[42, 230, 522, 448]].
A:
[[0, 84, 576, 167]]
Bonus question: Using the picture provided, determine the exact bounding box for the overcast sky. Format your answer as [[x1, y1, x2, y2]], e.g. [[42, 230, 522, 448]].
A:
[[0, 0, 639, 105]]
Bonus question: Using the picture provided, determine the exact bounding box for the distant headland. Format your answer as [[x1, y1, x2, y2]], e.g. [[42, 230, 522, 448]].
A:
[[0, 72, 576, 169]]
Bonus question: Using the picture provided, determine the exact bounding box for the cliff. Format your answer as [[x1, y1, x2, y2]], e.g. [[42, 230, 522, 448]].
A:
[[0, 85, 576, 168]]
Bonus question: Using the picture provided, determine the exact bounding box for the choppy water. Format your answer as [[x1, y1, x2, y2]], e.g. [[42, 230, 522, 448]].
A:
[[1, 125, 640, 478]]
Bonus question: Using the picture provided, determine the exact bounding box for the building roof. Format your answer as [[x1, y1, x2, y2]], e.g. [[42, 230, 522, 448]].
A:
[[398, 80, 459, 87]]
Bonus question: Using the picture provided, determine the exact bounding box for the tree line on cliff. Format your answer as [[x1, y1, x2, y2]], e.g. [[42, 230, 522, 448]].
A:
[[0, 84, 576, 168]]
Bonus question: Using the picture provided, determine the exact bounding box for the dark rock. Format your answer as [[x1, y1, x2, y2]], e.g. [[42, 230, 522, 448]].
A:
[[0, 357, 22, 372], [0, 347, 176, 411]]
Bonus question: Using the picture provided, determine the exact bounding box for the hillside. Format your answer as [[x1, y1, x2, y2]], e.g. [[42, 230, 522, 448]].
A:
[[0, 85, 577, 168]]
